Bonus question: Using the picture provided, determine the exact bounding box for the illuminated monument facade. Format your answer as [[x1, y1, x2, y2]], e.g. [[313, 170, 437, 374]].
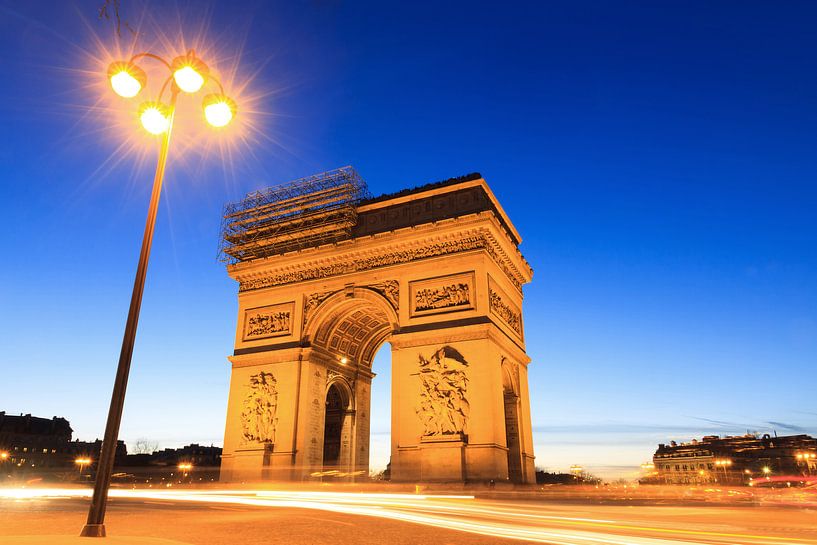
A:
[[219, 168, 534, 482]]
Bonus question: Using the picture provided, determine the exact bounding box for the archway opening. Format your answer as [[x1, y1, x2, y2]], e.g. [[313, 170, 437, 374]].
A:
[[323, 383, 345, 468], [503, 366, 523, 483], [307, 290, 398, 478], [369, 343, 392, 479]]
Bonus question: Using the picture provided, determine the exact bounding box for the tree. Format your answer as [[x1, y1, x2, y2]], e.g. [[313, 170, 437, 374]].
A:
[[132, 438, 158, 455]]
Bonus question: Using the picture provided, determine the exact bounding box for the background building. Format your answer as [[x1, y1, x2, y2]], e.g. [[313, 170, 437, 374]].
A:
[[652, 433, 817, 485], [0, 412, 74, 471], [1, 411, 131, 480]]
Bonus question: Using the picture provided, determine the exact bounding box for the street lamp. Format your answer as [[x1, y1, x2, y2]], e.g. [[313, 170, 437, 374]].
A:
[[80, 49, 237, 539], [75, 457, 92, 475]]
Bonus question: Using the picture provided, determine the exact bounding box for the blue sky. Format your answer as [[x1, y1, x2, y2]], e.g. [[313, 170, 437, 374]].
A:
[[1, 1, 815, 479]]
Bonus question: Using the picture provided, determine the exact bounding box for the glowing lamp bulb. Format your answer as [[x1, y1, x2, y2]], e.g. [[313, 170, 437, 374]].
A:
[[174, 66, 205, 93], [139, 102, 171, 135], [107, 61, 146, 98], [203, 94, 237, 127], [171, 52, 208, 93]]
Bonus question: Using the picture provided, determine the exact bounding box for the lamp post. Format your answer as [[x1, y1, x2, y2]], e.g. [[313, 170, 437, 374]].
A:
[[80, 49, 237, 538]]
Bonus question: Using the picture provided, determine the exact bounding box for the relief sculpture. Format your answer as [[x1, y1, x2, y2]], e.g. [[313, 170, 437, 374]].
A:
[[246, 311, 291, 338], [489, 289, 522, 335], [304, 290, 334, 323], [239, 235, 523, 293], [241, 372, 279, 444], [415, 282, 470, 312], [414, 346, 470, 436], [369, 280, 399, 310]]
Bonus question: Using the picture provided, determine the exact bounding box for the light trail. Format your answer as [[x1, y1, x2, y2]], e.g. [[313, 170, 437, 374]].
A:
[[1, 487, 814, 545]]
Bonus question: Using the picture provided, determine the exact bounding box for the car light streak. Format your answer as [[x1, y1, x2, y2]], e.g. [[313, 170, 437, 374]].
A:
[[0, 487, 812, 545]]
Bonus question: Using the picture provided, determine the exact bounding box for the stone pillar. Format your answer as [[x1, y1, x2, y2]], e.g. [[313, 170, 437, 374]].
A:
[[292, 357, 328, 480], [517, 362, 536, 483], [220, 351, 306, 481], [389, 328, 511, 482], [352, 376, 372, 478]]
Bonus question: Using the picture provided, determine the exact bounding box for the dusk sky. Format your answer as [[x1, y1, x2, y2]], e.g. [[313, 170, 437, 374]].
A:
[[1, 1, 815, 479]]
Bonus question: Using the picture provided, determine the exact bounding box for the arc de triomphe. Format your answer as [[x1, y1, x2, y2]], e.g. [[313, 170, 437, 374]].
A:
[[218, 167, 535, 483]]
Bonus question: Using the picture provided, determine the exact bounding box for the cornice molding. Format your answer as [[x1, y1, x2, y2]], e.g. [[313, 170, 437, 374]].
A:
[[232, 216, 530, 294]]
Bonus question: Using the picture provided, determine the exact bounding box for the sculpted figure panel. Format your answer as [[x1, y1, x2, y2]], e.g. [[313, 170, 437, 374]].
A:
[[416, 283, 470, 311], [488, 277, 522, 337], [489, 290, 521, 334], [241, 372, 279, 444], [410, 272, 475, 317], [415, 346, 470, 436], [243, 302, 294, 340]]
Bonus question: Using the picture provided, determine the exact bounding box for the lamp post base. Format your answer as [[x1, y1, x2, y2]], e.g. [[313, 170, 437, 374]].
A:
[[80, 524, 106, 537]]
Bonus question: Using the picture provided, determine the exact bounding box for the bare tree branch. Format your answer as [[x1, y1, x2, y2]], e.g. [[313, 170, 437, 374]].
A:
[[98, 0, 135, 38]]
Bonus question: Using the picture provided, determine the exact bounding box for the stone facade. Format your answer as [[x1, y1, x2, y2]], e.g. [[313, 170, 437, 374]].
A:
[[220, 174, 535, 483]]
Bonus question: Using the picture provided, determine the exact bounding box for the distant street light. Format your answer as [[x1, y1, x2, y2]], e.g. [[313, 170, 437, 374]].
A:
[[80, 49, 237, 539], [0, 451, 8, 461], [75, 457, 92, 474]]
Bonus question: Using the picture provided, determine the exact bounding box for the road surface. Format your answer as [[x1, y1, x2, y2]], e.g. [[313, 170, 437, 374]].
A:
[[1, 488, 816, 544]]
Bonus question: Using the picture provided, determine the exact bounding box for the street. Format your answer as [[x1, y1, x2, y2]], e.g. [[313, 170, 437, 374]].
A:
[[1, 488, 816, 544]]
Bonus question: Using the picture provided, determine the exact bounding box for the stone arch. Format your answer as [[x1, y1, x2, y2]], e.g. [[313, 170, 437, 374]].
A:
[[501, 357, 519, 397], [219, 171, 536, 484], [322, 381, 352, 472], [325, 373, 354, 409], [306, 287, 399, 368]]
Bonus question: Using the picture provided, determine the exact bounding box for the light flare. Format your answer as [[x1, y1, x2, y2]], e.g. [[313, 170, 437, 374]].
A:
[[203, 94, 236, 127], [139, 102, 172, 135], [171, 53, 208, 93], [107, 61, 146, 98], [52, 3, 281, 218], [173, 65, 205, 93], [0, 487, 812, 545]]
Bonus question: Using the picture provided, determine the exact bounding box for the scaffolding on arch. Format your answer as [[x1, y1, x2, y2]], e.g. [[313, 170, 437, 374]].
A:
[[219, 166, 370, 264]]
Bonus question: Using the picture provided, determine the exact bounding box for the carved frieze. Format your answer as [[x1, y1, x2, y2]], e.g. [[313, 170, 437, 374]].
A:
[[410, 272, 475, 317], [415, 346, 470, 436], [241, 372, 279, 444], [238, 234, 522, 293], [242, 302, 294, 341], [488, 277, 522, 337]]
